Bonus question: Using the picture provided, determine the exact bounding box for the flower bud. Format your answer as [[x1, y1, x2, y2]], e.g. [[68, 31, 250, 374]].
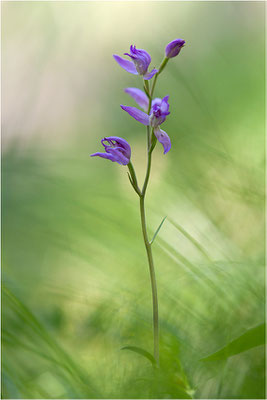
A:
[[165, 39, 185, 58]]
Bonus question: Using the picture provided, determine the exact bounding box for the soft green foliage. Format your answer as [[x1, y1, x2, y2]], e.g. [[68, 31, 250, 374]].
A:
[[2, 2, 265, 399], [121, 346, 156, 366], [201, 323, 265, 362]]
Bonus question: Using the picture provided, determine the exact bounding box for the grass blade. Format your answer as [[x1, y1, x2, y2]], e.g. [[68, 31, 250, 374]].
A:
[[151, 216, 167, 244], [121, 346, 156, 366], [200, 323, 265, 361]]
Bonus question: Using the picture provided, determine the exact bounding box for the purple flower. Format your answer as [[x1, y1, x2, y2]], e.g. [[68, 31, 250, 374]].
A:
[[149, 96, 170, 127], [165, 39, 185, 58], [121, 94, 170, 127], [90, 136, 131, 165], [113, 45, 158, 80], [121, 91, 171, 154]]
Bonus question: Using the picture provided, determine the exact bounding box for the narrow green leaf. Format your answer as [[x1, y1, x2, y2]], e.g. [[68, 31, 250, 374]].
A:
[[143, 83, 150, 98], [151, 216, 167, 244], [200, 323, 265, 361], [127, 172, 139, 195], [127, 172, 134, 186], [121, 346, 156, 366]]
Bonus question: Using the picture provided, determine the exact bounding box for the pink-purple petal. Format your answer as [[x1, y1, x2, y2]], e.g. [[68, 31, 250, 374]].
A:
[[161, 96, 170, 113], [154, 127, 171, 154], [124, 88, 149, 111], [107, 148, 130, 165], [151, 98, 162, 108], [143, 68, 158, 80], [113, 55, 138, 75], [120, 105, 150, 126], [90, 152, 116, 162]]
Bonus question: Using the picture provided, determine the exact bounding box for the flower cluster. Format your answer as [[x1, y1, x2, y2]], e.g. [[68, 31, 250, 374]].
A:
[[91, 39, 185, 164]]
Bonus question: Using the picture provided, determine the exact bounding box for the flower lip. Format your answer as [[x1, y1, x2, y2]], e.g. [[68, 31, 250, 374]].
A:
[[154, 127, 171, 154], [165, 39, 185, 58]]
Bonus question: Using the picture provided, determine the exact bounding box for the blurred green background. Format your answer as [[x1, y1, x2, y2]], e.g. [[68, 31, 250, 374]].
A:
[[2, 1, 265, 399]]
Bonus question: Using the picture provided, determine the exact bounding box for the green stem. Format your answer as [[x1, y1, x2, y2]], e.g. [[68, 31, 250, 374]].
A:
[[150, 75, 158, 106], [142, 146, 153, 196], [139, 61, 170, 365], [146, 124, 151, 150], [140, 127, 158, 365], [149, 57, 169, 111], [139, 194, 159, 365], [158, 57, 169, 74]]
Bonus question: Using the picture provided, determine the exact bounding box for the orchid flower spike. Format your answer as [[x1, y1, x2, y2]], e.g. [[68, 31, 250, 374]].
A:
[[90, 136, 131, 165], [165, 39, 185, 58], [113, 45, 158, 80], [121, 90, 171, 154]]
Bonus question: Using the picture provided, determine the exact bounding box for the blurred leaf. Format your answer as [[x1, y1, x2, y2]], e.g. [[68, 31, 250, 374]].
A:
[[170, 220, 212, 261], [121, 346, 156, 366], [151, 216, 167, 244], [200, 323, 265, 361], [3, 286, 99, 398]]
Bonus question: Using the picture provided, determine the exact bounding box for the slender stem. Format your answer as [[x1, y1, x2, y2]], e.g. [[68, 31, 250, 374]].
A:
[[138, 63, 169, 365], [140, 113, 158, 364], [150, 74, 158, 105], [139, 194, 159, 365], [142, 146, 153, 196], [149, 57, 169, 111], [146, 124, 151, 149], [158, 57, 169, 74]]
